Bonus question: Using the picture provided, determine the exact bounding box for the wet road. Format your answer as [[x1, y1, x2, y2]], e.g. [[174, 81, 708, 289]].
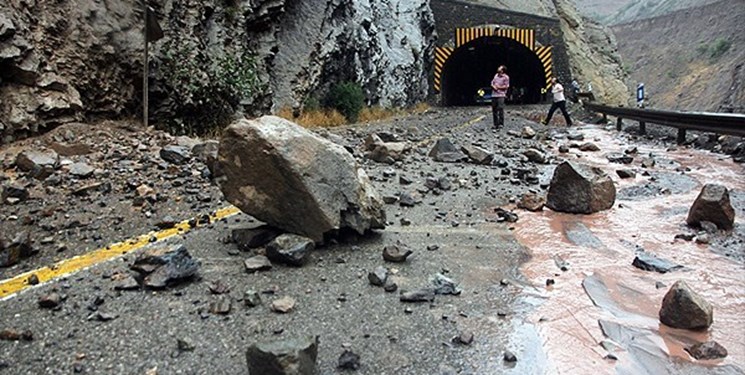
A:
[[1, 107, 743, 374]]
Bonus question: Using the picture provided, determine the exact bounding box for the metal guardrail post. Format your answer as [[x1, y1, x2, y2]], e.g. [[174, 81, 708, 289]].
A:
[[639, 121, 646, 135], [616, 117, 623, 131], [677, 129, 686, 145]]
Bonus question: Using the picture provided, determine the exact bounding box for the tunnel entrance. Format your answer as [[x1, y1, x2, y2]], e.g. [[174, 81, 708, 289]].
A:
[[441, 36, 545, 106]]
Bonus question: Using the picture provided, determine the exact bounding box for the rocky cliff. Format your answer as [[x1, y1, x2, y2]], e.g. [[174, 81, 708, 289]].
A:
[[575, 0, 720, 25], [0, 0, 435, 142]]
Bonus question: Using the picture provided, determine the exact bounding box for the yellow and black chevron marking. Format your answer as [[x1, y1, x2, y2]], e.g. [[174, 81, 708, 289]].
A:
[[434, 46, 453, 92], [535, 45, 553, 89], [455, 27, 535, 50]]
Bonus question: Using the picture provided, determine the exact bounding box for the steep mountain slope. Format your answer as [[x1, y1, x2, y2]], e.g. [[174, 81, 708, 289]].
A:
[[575, 0, 720, 24], [613, 0, 745, 112]]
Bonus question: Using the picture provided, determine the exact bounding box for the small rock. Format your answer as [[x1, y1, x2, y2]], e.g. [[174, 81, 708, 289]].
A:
[[15, 149, 59, 179], [243, 290, 262, 307], [210, 296, 232, 315], [382, 243, 413, 263], [523, 148, 547, 164], [368, 266, 389, 286], [88, 311, 118, 322], [160, 145, 191, 164], [68, 162, 94, 178], [246, 336, 318, 375], [113, 274, 140, 290], [558, 145, 569, 153], [686, 341, 728, 360], [503, 350, 517, 362], [131, 245, 199, 289], [2, 184, 29, 204], [579, 142, 600, 152], [641, 158, 656, 168], [616, 169, 636, 179], [177, 338, 196, 352], [686, 184, 735, 230], [244, 255, 272, 273], [632, 251, 683, 273], [231, 224, 281, 250], [606, 153, 634, 164], [266, 234, 314, 267], [429, 138, 467, 163], [338, 349, 361, 370], [38, 293, 61, 309], [383, 280, 398, 293], [695, 233, 710, 244], [208, 280, 230, 295], [0, 329, 33, 341], [461, 145, 494, 165], [271, 296, 296, 313], [517, 193, 545, 211], [400, 288, 435, 302], [659, 280, 713, 330], [455, 332, 474, 345], [432, 273, 461, 295], [398, 191, 421, 207], [521, 126, 536, 139]]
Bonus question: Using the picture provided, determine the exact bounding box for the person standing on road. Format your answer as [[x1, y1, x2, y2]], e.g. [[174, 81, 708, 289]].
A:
[[542, 77, 573, 126], [491, 65, 510, 128]]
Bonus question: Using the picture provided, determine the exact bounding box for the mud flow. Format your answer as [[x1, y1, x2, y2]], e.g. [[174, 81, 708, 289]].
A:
[[514, 124, 745, 374]]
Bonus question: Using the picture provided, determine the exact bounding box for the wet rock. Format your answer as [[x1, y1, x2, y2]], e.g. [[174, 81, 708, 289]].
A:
[[244, 255, 272, 273], [368, 266, 389, 286], [616, 169, 636, 179], [210, 296, 232, 315], [0, 232, 35, 267], [131, 245, 200, 289], [675, 233, 695, 242], [338, 349, 361, 370], [246, 336, 318, 375], [521, 126, 536, 139], [624, 146, 638, 155], [2, 183, 29, 204], [382, 243, 413, 263], [632, 251, 683, 273], [686, 184, 735, 231], [695, 233, 710, 244], [244, 290, 262, 307], [494, 207, 518, 223], [686, 341, 728, 360], [231, 224, 281, 250], [517, 193, 545, 211], [382, 195, 398, 204], [266, 234, 314, 267], [38, 292, 61, 309], [523, 148, 547, 164], [400, 288, 435, 302], [0, 329, 33, 341], [432, 273, 461, 295], [503, 350, 517, 362], [160, 145, 191, 165], [271, 296, 296, 313], [429, 138, 467, 163], [606, 153, 634, 164], [15, 149, 59, 179], [461, 145, 494, 165], [546, 161, 616, 214], [558, 145, 569, 153], [218, 117, 386, 242], [579, 142, 600, 152], [659, 280, 713, 330], [68, 162, 94, 178], [567, 132, 585, 141], [641, 158, 656, 168]]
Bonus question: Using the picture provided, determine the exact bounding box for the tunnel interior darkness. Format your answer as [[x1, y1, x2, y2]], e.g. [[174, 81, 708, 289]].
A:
[[441, 36, 546, 106]]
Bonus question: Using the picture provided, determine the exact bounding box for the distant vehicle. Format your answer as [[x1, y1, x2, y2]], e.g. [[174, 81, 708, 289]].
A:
[[474, 87, 493, 105]]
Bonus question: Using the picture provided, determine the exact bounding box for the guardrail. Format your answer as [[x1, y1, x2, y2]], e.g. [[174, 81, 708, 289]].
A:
[[583, 103, 745, 143]]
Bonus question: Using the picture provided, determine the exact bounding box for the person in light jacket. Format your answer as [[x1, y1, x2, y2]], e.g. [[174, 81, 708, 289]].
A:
[[542, 77, 573, 126]]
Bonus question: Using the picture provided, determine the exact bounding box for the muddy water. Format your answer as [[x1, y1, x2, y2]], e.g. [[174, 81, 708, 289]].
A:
[[513, 124, 745, 374]]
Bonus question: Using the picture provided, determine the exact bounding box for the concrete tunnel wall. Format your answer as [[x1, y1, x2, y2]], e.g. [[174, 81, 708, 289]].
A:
[[430, 0, 572, 105]]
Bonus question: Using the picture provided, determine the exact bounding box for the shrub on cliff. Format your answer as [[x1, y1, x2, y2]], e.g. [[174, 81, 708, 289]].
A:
[[325, 82, 365, 123]]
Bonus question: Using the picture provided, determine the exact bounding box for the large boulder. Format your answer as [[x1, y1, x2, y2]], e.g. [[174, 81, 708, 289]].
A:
[[546, 162, 616, 214], [218, 116, 386, 242], [659, 280, 713, 330], [686, 184, 735, 230], [246, 336, 319, 375]]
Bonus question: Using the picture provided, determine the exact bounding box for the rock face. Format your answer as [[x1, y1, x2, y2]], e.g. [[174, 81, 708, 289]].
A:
[[218, 116, 386, 242], [0, 0, 435, 143], [246, 336, 319, 375], [686, 184, 736, 230], [659, 280, 713, 330], [546, 161, 616, 214]]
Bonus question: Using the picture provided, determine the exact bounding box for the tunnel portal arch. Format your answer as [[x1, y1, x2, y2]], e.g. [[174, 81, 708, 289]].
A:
[[435, 27, 553, 106]]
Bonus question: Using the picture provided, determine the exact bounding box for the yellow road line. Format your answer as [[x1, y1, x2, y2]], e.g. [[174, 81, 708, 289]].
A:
[[0, 206, 241, 299]]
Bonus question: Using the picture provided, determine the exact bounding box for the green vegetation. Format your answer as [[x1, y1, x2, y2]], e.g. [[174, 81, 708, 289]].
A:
[[324, 82, 365, 123], [158, 38, 260, 135], [696, 38, 732, 61]]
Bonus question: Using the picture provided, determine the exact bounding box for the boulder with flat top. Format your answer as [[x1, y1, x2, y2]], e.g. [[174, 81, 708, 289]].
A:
[[217, 116, 386, 242], [546, 161, 616, 214], [686, 184, 735, 230]]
